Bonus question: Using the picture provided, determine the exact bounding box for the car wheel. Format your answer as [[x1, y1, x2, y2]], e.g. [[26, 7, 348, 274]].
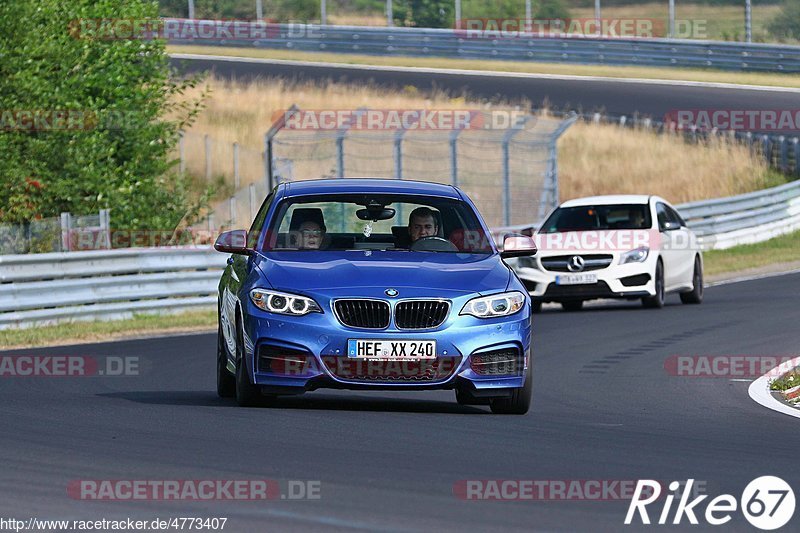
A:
[[234, 319, 264, 407], [217, 321, 235, 398], [561, 300, 583, 312], [531, 300, 542, 314], [642, 260, 665, 309], [489, 367, 532, 415], [680, 256, 704, 304]]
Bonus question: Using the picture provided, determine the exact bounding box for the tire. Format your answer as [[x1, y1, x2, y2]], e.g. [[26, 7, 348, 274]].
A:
[[489, 367, 532, 415], [234, 318, 263, 407], [680, 256, 704, 305], [216, 321, 235, 398], [642, 260, 665, 309], [561, 300, 583, 312], [531, 300, 543, 314]]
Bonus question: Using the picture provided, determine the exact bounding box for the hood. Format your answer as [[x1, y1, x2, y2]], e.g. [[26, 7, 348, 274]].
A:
[[254, 250, 510, 296]]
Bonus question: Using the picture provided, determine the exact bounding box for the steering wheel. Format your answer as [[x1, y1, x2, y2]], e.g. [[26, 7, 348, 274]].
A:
[[410, 236, 459, 252]]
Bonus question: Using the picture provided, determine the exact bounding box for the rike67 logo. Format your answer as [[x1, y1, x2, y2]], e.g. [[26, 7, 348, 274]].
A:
[[625, 477, 795, 530]]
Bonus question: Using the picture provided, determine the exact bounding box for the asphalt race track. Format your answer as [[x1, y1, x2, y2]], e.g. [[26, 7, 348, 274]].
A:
[[169, 54, 800, 127], [1, 272, 799, 531]]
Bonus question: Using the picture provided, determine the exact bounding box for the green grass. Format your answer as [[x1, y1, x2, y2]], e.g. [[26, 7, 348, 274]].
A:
[[770, 369, 800, 392], [0, 310, 216, 350], [703, 229, 800, 276], [168, 45, 800, 90]]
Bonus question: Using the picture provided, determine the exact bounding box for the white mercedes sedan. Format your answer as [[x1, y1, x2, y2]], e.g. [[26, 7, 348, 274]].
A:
[[512, 195, 703, 312]]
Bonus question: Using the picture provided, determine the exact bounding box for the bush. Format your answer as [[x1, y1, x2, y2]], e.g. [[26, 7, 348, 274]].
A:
[[0, 0, 207, 231], [768, 0, 800, 41]]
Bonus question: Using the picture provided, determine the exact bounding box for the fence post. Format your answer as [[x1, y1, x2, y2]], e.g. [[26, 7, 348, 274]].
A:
[[264, 134, 272, 191], [100, 209, 111, 249], [204, 134, 212, 181], [233, 142, 240, 189], [179, 131, 186, 174], [779, 136, 788, 173], [229, 196, 236, 226], [762, 135, 772, 166], [249, 183, 257, 221], [60, 212, 71, 252], [449, 129, 460, 186], [794, 137, 800, 177], [501, 117, 530, 227], [393, 129, 405, 181]]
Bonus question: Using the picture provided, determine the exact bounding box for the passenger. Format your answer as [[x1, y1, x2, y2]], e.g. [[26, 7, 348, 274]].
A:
[[408, 207, 439, 243], [297, 220, 325, 249]]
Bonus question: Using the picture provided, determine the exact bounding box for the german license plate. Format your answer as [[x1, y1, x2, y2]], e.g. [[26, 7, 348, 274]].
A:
[[347, 339, 436, 360], [555, 273, 597, 285]]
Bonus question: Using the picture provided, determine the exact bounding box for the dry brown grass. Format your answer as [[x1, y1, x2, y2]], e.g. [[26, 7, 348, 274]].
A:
[[177, 76, 776, 214], [558, 121, 776, 204]]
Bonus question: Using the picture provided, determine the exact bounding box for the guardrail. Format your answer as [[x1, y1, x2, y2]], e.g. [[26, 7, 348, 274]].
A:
[[676, 179, 800, 250], [0, 248, 225, 330], [167, 19, 800, 73], [1, 179, 797, 329]]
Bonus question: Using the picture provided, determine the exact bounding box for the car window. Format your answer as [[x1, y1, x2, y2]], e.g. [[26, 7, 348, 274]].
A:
[[666, 205, 685, 227], [539, 204, 651, 233], [656, 203, 670, 231], [248, 189, 275, 249], [261, 193, 493, 254]]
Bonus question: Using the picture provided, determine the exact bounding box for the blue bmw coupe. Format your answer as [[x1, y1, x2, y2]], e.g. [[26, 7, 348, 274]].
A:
[[214, 178, 537, 414]]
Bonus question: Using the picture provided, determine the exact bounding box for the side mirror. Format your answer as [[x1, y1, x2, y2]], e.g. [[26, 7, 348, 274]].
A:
[[661, 221, 681, 232], [500, 234, 537, 258], [214, 229, 252, 255]]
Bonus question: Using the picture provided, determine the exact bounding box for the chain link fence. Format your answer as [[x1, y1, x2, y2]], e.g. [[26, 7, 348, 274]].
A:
[[185, 109, 576, 230]]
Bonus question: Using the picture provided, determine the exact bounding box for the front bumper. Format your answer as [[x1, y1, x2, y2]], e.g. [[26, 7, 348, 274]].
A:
[[513, 253, 657, 302], [242, 298, 531, 394]]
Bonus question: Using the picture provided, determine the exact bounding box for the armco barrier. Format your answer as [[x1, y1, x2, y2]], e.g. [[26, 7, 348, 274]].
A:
[[1, 179, 798, 329], [0, 248, 225, 330], [676, 179, 800, 250], [166, 20, 800, 73]]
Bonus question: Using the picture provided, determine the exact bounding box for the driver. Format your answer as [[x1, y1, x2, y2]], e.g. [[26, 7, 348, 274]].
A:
[[408, 207, 439, 243]]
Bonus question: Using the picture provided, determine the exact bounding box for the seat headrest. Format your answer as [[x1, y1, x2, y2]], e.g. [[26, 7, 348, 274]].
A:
[[290, 208, 326, 232]]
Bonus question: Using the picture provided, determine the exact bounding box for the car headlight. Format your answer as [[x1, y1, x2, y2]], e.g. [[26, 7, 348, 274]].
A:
[[460, 291, 526, 318], [249, 289, 321, 316], [619, 246, 649, 265]]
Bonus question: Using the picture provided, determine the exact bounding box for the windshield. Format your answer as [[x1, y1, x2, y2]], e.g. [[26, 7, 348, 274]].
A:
[[260, 194, 494, 254], [539, 204, 652, 233]]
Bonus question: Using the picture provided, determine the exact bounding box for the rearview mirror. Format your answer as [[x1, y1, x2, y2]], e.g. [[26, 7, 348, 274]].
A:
[[500, 234, 537, 258], [214, 229, 252, 255], [356, 207, 396, 221]]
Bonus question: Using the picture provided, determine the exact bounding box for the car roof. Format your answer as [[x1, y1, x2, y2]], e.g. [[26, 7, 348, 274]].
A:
[[560, 194, 652, 207], [283, 178, 461, 199]]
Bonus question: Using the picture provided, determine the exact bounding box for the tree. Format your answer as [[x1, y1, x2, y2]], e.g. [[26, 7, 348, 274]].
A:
[[0, 0, 206, 231]]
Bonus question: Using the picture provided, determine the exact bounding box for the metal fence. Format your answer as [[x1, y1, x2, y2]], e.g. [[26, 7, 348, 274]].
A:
[[166, 20, 800, 73], [561, 111, 800, 177], [0, 210, 110, 255], [190, 108, 578, 230]]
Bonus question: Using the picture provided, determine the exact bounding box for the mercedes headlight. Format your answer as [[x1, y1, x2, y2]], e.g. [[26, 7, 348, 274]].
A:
[[619, 246, 649, 265], [460, 291, 526, 318], [249, 289, 321, 316]]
